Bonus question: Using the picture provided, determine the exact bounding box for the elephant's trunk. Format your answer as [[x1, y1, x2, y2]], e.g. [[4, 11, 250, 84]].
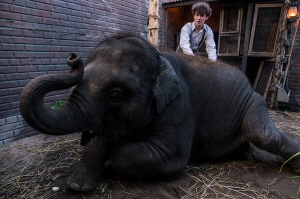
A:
[[20, 53, 98, 135]]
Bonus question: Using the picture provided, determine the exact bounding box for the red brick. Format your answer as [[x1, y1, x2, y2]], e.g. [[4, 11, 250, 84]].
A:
[[14, 51, 35, 58], [77, 47, 91, 52], [9, 59, 20, 66], [0, 121, 24, 133], [0, 89, 8, 96], [0, 51, 14, 59], [0, 11, 22, 20], [25, 44, 45, 51], [0, 131, 14, 140], [12, 37, 34, 44], [67, 2, 81, 11], [45, 4, 55, 11], [0, 28, 23, 36], [44, 31, 60, 39], [8, 87, 23, 95], [34, 38, 52, 45], [67, 15, 83, 22], [74, 0, 88, 6], [25, 1, 36, 8], [17, 66, 38, 72], [14, 0, 26, 6], [0, 81, 18, 89], [60, 34, 76, 40], [45, 46, 62, 51], [31, 9, 51, 17], [51, 12, 68, 20], [0, 3, 9, 11], [56, 65, 70, 70], [0, 19, 11, 28], [18, 79, 31, 86], [76, 23, 89, 29], [10, 101, 19, 109], [34, 0, 50, 3], [0, 94, 20, 103], [21, 14, 43, 23], [50, 0, 67, 7], [20, 59, 31, 65], [5, 73, 28, 80], [14, 126, 35, 136], [0, 74, 5, 81], [60, 20, 76, 27], [28, 71, 47, 78], [0, 108, 19, 118], [2, 44, 25, 51], [40, 59, 51, 65], [38, 65, 56, 71], [52, 25, 68, 32], [10, 5, 32, 15], [52, 40, 69, 46], [36, 52, 55, 58], [0, 59, 10, 65], [32, 23, 52, 31], [62, 46, 77, 52], [23, 30, 44, 38], [54, 6, 64, 13], [42, 18, 60, 25]]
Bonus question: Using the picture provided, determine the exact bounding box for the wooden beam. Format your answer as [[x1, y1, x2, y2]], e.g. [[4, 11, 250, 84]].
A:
[[241, 3, 254, 73], [162, 0, 215, 9], [148, 0, 160, 47]]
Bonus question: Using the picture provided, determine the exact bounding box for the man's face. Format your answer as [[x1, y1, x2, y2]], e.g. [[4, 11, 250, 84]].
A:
[[193, 12, 208, 27]]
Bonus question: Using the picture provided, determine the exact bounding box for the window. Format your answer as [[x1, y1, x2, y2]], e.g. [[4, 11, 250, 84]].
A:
[[218, 5, 244, 56], [248, 4, 283, 56]]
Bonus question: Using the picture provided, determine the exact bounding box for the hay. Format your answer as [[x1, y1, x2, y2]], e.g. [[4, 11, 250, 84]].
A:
[[0, 110, 299, 198], [269, 110, 300, 136], [0, 138, 82, 199], [180, 161, 270, 199]]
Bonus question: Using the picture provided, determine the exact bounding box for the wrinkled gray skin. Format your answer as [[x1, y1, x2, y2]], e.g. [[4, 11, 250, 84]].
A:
[[20, 36, 300, 192]]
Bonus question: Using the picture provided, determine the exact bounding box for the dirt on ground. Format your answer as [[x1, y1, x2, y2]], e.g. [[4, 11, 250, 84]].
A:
[[1, 109, 300, 199]]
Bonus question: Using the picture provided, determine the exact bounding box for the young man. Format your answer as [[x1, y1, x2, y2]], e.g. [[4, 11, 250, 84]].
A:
[[177, 2, 217, 61]]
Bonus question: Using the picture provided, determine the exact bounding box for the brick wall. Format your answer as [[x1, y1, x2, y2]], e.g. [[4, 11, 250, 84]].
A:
[[0, 0, 151, 145], [288, 22, 300, 108]]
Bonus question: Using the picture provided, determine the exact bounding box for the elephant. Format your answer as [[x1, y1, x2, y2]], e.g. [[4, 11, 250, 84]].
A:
[[20, 36, 300, 192]]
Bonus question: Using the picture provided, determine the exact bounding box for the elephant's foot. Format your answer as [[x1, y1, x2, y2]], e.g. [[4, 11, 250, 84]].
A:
[[67, 162, 102, 192], [287, 154, 300, 174], [67, 136, 113, 192]]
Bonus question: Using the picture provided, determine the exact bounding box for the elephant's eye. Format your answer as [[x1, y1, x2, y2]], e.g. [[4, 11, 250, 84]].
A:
[[107, 87, 126, 103]]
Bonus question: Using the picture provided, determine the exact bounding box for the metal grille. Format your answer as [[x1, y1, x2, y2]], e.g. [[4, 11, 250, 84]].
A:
[[251, 7, 281, 53], [254, 60, 275, 98], [218, 57, 242, 69]]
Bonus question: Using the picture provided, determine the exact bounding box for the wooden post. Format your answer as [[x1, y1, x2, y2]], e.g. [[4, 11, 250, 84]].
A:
[[268, 0, 290, 107], [148, 0, 159, 47], [269, 0, 300, 106]]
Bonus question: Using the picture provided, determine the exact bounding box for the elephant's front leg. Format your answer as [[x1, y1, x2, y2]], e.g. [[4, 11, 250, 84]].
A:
[[111, 136, 191, 179], [68, 136, 113, 192]]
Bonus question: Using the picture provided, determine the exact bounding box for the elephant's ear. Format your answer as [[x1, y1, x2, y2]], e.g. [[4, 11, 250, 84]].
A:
[[153, 55, 182, 114]]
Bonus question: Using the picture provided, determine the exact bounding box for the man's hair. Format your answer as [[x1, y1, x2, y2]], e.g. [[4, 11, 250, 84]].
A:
[[192, 2, 212, 17]]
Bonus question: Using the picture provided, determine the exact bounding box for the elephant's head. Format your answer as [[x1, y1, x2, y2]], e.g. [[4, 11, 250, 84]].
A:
[[20, 36, 181, 136]]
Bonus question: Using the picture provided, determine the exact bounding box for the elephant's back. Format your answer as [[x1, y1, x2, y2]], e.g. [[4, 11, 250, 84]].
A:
[[168, 54, 255, 159]]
